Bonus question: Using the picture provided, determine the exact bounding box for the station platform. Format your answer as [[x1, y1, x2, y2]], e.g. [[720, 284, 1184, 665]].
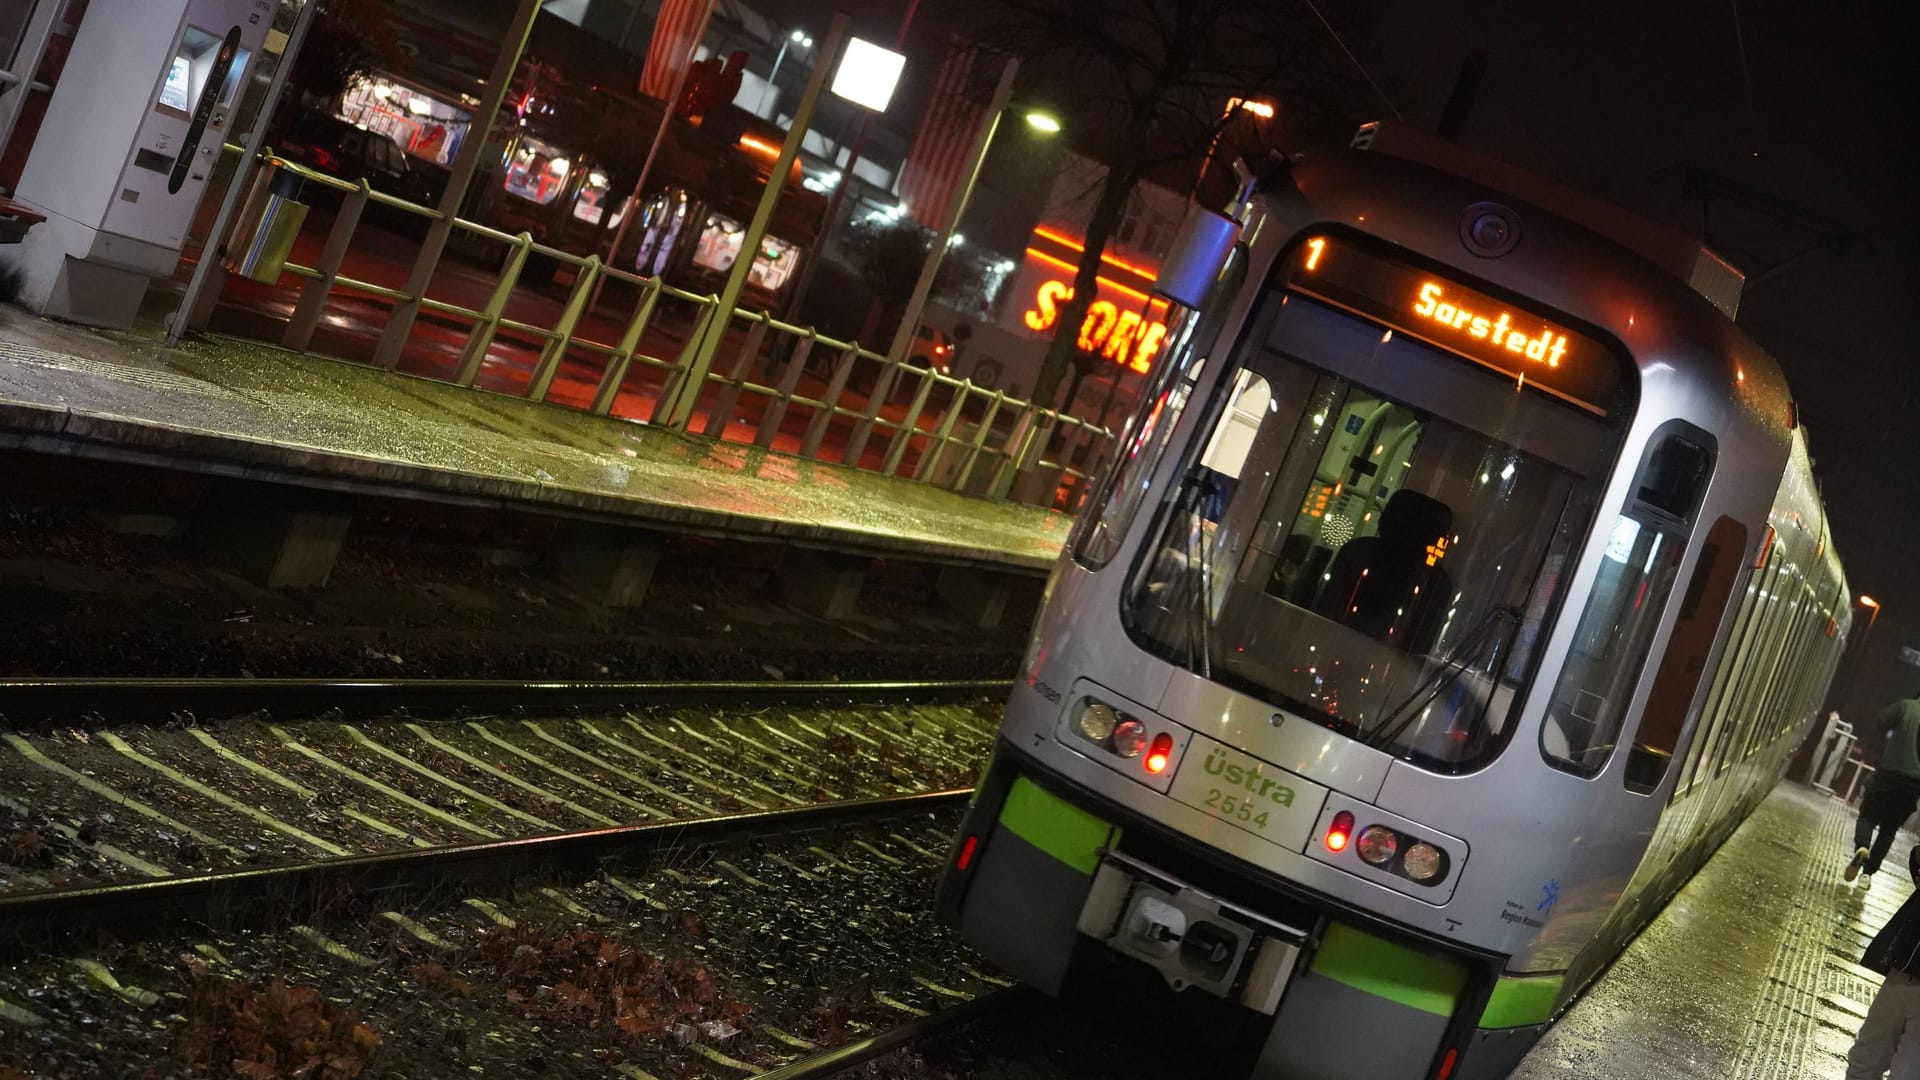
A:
[[1511, 780, 1913, 1079], [0, 306, 1070, 573]]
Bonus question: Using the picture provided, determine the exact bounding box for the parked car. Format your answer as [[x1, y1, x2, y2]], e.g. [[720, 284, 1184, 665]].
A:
[[907, 323, 956, 375], [279, 114, 433, 208]]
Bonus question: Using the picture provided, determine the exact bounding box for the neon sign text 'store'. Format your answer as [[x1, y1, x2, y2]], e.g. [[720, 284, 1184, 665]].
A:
[[1022, 281, 1170, 373]]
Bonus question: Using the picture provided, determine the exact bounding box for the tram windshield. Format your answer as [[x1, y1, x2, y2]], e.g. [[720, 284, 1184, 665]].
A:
[[1122, 289, 1617, 771]]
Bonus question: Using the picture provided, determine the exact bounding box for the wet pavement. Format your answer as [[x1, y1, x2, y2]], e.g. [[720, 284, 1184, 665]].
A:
[[0, 306, 1070, 570], [1511, 781, 1912, 1079]]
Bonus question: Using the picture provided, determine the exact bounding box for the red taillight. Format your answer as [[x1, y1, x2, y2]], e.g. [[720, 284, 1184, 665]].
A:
[[1144, 732, 1173, 774], [956, 834, 980, 871], [1433, 1047, 1459, 1080], [1325, 810, 1355, 852], [310, 147, 336, 170]]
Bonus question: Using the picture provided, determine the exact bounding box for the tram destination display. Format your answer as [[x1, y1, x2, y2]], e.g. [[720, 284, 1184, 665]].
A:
[[1286, 234, 1623, 416]]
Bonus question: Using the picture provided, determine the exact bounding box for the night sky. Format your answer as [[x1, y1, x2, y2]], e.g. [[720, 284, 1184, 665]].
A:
[[763, 0, 1919, 707], [1352, 1, 1920, 713]]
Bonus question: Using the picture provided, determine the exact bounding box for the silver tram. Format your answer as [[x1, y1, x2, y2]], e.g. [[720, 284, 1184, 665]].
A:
[[935, 122, 1851, 1079]]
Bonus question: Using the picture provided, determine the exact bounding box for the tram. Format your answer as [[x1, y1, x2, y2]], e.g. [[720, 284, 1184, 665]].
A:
[[935, 121, 1850, 1079]]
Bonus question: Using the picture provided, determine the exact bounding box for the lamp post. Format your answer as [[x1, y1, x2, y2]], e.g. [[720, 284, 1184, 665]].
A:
[[663, 15, 905, 430], [758, 29, 813, 117], [840, 64, 1059, 465], [1842, 594, 1885, 723], [1189, 95, 1274, 204]]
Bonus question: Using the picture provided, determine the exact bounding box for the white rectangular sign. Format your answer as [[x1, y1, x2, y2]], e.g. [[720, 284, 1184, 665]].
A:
[[1900, 645, 1920, 668]]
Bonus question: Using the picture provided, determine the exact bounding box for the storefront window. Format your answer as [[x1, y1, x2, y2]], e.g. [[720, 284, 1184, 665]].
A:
[[503, 135, 570, 205], [690, 214, 801, 291], [571, 169, 624, 226], [633, 190, 693, 277], [338, 77, 471, 167]]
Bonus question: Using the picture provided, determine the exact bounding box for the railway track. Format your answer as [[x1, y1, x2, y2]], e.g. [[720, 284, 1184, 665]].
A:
[[0, 790, 1014, 1079], [0, 678, 1007, 899], [0, 678, 1035, 1078], [0, 677, 1012, 727]]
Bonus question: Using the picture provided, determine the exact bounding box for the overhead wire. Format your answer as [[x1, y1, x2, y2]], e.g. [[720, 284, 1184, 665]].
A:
[[1728, 0, 1764, 156], [1298, 0, 1404, 121]]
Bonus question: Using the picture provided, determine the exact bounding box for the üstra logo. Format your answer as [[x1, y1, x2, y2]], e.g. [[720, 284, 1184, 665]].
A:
[[1204, 748, 1295, 806]]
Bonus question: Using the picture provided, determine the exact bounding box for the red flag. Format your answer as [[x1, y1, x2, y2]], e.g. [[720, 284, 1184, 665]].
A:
[[898, 38, 996, 230], [639, 0, 717, 101]]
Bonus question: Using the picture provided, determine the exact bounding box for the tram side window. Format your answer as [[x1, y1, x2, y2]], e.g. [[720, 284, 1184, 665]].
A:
[[1074, 349, 1202, 568], [1679, 564, 1764, 796], [1542, 428, 1715, 778], [1074, 253, 1245, 568], [1626, 516, 1746, 794]]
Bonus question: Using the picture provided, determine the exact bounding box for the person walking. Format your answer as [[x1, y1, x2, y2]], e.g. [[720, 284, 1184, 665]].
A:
[[1847, 693, 1920, 883], [1846, 844, 1920, 1078]]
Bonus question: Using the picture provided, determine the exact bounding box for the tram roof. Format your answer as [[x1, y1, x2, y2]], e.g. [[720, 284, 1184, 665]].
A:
[[1350, 122, 1744, 322]]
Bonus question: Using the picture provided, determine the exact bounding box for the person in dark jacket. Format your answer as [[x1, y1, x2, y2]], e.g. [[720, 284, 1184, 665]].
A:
[[1847, 843, 1920, 1078], [1847, 694, 1920, 882]]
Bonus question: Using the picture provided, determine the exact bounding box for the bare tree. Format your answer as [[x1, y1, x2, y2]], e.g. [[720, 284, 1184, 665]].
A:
[[953, 0, 1373, 410], [841, 214, 1000, 342], [285, 0, 410, 105]]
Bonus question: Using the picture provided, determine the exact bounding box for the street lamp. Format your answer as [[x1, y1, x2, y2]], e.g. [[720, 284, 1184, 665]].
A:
[[759, 29, 814, 117], [1024, 110, 1062, 134], [1841, 593, 1886, 723], [841, 68, 1060, 466], [666, 18, 905, 429], [1192, 96, 1275, 202]]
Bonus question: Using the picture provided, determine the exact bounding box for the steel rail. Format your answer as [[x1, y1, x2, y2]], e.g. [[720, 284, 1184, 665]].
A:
[[0, 788, 969, 957], [759, 984, 1033, 1080], [0, 677, 1013, 727]]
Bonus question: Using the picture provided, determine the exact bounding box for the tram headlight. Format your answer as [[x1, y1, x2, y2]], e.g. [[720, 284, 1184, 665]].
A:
[[1076, 701, 1119, 743], [1355, 825, 1398, 866], [1402, 842, 1447, 883], [1110, 720, 1149, 758]]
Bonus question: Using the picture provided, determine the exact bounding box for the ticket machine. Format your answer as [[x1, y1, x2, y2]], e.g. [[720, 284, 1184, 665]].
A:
[[10, 0, 272, 327]]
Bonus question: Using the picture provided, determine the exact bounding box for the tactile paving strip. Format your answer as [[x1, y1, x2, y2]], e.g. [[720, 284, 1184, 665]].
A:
[[1728, 787, 1914, 1078]]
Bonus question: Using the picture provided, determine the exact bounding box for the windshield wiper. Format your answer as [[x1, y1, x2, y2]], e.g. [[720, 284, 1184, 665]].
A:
[[1174, 465, 1218, 680], [1363, 604, 1524, 752]]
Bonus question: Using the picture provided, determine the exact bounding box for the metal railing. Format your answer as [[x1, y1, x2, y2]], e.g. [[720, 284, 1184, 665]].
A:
[[216, 152, 1113, 511]]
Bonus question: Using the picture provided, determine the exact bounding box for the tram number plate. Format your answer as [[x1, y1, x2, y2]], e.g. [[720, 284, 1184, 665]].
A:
[[1169, 735, 1328, 850]]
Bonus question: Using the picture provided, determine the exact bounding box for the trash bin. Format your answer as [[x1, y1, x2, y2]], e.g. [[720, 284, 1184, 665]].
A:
[[228, 163, 308, 284]]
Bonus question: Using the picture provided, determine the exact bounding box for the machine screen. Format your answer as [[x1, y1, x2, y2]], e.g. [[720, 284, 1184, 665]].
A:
[[159, 57, 192, 112], [156, 26, 250, 118]]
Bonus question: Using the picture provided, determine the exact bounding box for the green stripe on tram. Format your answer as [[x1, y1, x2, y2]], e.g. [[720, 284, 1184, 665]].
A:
[[997, 776, 1117, 876], [1309, 923, 1467, 1018], [1478, 972, 1565, 1029]]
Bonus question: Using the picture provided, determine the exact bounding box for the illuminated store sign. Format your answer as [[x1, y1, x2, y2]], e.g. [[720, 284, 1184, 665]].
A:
[[1023, 280, 1169, 373], [1289, 235, 1622, 415]]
